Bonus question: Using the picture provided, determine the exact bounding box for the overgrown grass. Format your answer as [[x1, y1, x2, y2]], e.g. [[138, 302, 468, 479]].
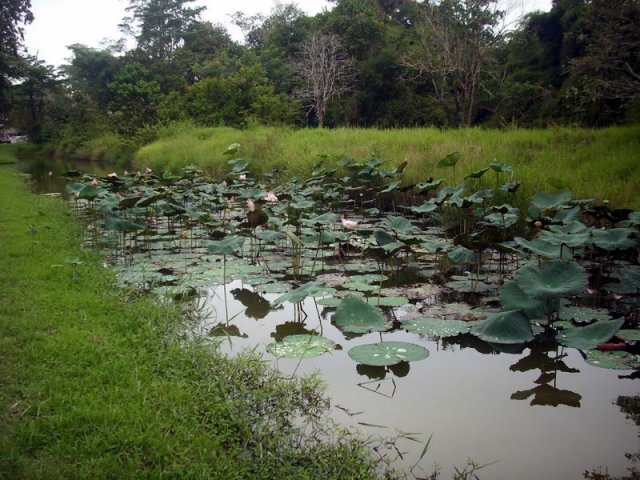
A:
[[134, 125, 640, 210], [0, 149, 383, 479]]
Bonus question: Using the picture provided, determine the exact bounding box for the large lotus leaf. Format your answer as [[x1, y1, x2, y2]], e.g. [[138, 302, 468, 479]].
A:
[[465, 166, 490, 179], [105, 215, 145, 232], [447, 246, 480, 264], [482, 205, 519, 229], [529, 190, 572, 210], [207, 236, 245, 255], [78, 184, 103, 201], [584, 350, 640, 370], [437, 152, 461, 168], [616, 266, 640, 290], [266, 334, 335, 359], [415, 178, 444, 193], [402, 318, 471, 337], [488, 161, 513, 174], [591, 228, 639, 251], [303, 212, 339, 226], [617, 329, 640, 342], [65, 182, 86, 194], [272, 280, 327, 306], [512, 237, 574, 260], [539, 229, 592, 248], [410, 201, 439, 214], [470, 310, 534, 344], [348, 341, 429, 366], [557, 318, 624, 350], [499, 280, 546, 319], [383, 215, 415, 234], [365, 296, 409, 307], [333, 296, 389, 333], [420, 238, 451, 253], [515, 260, 587, 300], [558, 305, 611, 324]]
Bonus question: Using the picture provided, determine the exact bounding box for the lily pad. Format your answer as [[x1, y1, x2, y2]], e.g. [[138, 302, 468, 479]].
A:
[[515, 260, 587, 300], [348, 341, 429, 366], [207, 236, 245, 255], [499, 280, 546, 320], [557, 318, 625, 350], [470, 310, 535, 344], [558, 305, 611, 324], [617, 329, 640, 342], [272, 280, 327, 306], [333, 296, 389, 333], [266, 335, 335, 359], [402, 318, 471, 337], [584, 350, 640, 370]]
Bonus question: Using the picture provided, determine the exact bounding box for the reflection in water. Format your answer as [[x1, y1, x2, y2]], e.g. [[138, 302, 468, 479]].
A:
[[209, 323, 247, 338], [356, 361, 411, 380], [271, 322, 316, 342], [510, 343, 582, 407], [231, 288, 272, 319]]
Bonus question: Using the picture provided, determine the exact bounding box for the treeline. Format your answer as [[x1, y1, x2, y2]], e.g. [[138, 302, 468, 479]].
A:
[[2, 0, 640, 152]]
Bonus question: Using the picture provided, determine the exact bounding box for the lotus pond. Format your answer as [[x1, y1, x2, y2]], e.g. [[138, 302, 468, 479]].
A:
[[29, 149, 640, 479]]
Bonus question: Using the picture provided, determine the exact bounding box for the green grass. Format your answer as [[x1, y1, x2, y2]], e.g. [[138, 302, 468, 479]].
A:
[[134, 125, 640, 210], [0, 149, 382, 479]]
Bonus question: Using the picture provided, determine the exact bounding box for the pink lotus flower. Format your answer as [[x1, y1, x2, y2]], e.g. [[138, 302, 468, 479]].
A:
[[247, 199, 255, 212], [239, 174, 247, 180], [90, 178, 99, 185], [144, 167, 152, 174], [264, 192, 278, 203], [341, 217, 358, 230]]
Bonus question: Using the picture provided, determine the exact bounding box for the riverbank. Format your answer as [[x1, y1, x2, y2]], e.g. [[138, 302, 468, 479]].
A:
[[133, 124, 640, 210], [0, 149, 381, 479]]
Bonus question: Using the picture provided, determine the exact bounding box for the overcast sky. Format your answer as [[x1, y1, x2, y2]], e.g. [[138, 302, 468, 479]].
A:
[[24, 0, 552, 68]]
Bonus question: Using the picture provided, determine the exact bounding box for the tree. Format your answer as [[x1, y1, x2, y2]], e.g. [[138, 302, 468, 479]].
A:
[[294, 32, 355, 127], [1, 0, 34, 124], [400, 0, 506, 126], [120, 0, 205, 63]]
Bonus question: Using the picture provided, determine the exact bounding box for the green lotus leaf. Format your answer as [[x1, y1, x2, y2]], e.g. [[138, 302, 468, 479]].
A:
[[272, 280, 327, 306], [512, 237, 574, 260], [410, 201, 439, 214], [584, 350, 640, 370], [591, 228, 639, 251], [557, 318, 624, 350], [65, 182, 86, 194], [223, 143, 240, 155], [383, 215, 415, 234], [470, 310, 535, 344], [415, 178, 444, 193], [539, 229, 591, 248], [333, 296, 389, 333], [515, 260, 587, 300], [488, 161, 513, 174], [529, 189, 572, 210], [437, 152, 461, 168], [615, 266, 640, 290], [105, 215, 145, 232], [380, 181, 401, 193], [617, 329, 640, 342], [465, 166, 490, 179], [447, 246, 480, 264], [365, 296, 409, 307], [348, 341, 429, 366], [558, 305, 611, 324], [303, 212, 339, 226], [78, 184, 103, 201], [207, 236, 245, 255], [402, 318, 471, 337], [499, 280, 546, 319], [266, 334, 335, 359]]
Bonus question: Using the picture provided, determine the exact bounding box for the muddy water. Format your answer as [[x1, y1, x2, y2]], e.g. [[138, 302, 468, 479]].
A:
[[203, 281, 638, 480]]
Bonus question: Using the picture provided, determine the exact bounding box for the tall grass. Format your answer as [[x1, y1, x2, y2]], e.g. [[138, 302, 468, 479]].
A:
[[135, 125, 640, 209], [0, 151, 383, 479]]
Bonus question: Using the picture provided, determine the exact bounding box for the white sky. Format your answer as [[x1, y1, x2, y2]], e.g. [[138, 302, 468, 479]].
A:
[[24, 0, 552, 68]]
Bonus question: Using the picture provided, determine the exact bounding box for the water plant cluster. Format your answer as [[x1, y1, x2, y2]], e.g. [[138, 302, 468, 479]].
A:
[[63, 145, 640, 378]]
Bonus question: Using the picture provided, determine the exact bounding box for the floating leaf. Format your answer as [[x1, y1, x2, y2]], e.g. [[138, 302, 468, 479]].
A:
[[402, 318, 471, 337], [617, 330, 640, 342], [557, 318, 625, 350], [272, 280, 327, 306], [207, 236, 245, 255], [266, 335, 335, 358], [584, 350, 640, 370], [515, 260, 587, 300], [470, 310, 534, 344], [511, 237, 574, 260], [333, 296, 389, 333], [558, 305, 611, 324], [348, 341, 429, 366], [383, 216, 415, 234]]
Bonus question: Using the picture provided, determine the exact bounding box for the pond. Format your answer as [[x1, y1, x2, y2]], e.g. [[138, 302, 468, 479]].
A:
[[22, 154, 640, 479]]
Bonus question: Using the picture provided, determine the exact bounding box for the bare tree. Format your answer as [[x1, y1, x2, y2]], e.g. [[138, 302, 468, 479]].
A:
[[401, 0, 506, 127], [294, 32, 355, 128]]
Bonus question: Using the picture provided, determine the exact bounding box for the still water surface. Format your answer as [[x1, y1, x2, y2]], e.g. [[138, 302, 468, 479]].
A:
[[18, 156, 639, 479]]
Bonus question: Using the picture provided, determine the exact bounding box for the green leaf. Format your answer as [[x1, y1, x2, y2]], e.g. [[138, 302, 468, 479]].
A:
[[223, 143, 240, 155], [272, 280, 327, 306], [584, 350, 640, 370], [266, 335, 335, 358], [383, 215, 415, 234], [437, 152, 461, 168], [557, 318, 625, 350], [515, 260, 587, 300], [348, 341, 430, 366], [591, 228, 639, 251], [333, 296, 389, 333], [499, 280, 546, 319], [207, 236, 245, 255], [558, 305, 611, 324], [529, 190, 572, 210], [104, 215, 145, 232], [402, 318, 471, 337], [470, 310, 535, 344]]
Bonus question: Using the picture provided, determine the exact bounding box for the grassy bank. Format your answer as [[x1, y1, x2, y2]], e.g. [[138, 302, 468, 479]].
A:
[[0, 150, 381, 478], [134, 125, 640, 210]]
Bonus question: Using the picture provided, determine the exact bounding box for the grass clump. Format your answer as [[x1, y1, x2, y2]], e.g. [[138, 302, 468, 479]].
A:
[[0, 150, 382, 479], [134, 125, 640, 210]]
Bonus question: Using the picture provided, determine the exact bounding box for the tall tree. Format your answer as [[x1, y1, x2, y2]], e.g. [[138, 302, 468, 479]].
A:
[[1, 0, 34, 125], [293, 32, 355, 127], [401, 0, 505, 126], [120, 0, 205, 63]]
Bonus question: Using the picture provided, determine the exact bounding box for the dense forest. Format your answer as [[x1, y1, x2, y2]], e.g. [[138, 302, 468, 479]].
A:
[[1, 0, 639, 153]]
